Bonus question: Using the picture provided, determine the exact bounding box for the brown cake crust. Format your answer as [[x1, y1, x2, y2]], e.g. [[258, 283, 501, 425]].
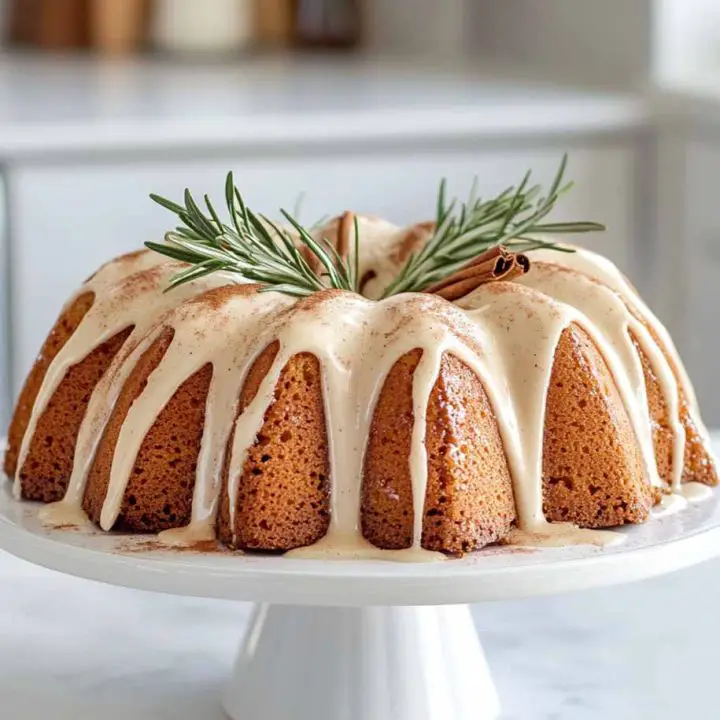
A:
[[84, 328, 214, 531], [7, 248, 716, 556], [19, 326, 133, 502], [361, 351, 419, 550], [362, 349, 516, 554], [218, 342, 331, 551], [4, 292, 96, 479], [84, 330, 173, 524], [625, 306, 717, 486], [119, 366, 212, 531], [543, 323, 655, 527], [681, 410, 717, 485], [630, 331, 673, 487], [532, 260, 716, 490]]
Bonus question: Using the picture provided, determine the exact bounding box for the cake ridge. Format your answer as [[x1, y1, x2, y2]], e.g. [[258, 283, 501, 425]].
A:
[[453, 281, 635, 539], [14, 251, 168, 499], [31, 255, 231, 525], [522, 261, 686, 489], [7, 220, 718, 559], [530, 248, 716, 488]]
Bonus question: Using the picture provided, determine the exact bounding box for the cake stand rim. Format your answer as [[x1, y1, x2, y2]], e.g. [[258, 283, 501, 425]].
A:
[[1, 480, 719, 606]]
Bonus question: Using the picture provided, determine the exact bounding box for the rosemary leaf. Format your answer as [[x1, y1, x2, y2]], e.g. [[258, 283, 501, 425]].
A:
[[380, 153, 604, 297], [148, 172, 354, 296], [148, 157, 603, 301]]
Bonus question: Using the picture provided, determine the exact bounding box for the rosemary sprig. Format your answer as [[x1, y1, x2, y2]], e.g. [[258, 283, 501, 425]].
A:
[[379, 154, 605, 298], [147, 156, 604, 301], [146, 173, 357, 297]]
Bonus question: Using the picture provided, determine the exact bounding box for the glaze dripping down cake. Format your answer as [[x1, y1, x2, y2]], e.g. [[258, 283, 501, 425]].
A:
[[4, 187, 718, 560]]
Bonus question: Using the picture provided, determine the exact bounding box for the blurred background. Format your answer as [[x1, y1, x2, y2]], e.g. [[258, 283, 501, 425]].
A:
[[1, 1, 720, 428], [3, 3, 720, 719]]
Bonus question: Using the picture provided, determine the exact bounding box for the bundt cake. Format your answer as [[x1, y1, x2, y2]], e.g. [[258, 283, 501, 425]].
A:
[[3, 179, 718, 560]]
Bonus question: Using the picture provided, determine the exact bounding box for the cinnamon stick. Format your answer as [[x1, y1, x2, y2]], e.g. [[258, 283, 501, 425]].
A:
[[335, 211, 354, 262], [424, 246, 530, 302], [299, 245, 321, 273]]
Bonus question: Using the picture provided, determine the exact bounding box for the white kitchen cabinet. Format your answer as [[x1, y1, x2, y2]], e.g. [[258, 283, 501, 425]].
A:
[[676, 139, 720, 423], [0, 170, 9, 427], [8, 142, 636, 391], [645, 126, 720, 426]]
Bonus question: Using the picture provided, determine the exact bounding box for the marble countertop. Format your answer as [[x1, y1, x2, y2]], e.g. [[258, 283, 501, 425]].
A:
[[0, 54, 647, 160], [0, 533, 718, 718], [1, 445, 719, 720]]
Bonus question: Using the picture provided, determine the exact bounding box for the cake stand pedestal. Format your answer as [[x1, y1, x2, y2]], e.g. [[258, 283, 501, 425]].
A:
[[1, 483, 720, 720], [226, 603, 499, 720]]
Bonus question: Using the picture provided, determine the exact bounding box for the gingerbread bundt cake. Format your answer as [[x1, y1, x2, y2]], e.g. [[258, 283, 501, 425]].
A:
[[4, 197, 717, 559]]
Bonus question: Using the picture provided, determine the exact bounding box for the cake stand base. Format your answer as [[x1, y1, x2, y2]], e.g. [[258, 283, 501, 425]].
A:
[[224, 603, 499, 720], [3, 478, 720, 719]]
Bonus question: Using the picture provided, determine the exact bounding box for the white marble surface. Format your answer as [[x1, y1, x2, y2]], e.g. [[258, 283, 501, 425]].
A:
[[0, 53, 646, 159], [484, 563, 720, 719], [0, 546, 718, 719]]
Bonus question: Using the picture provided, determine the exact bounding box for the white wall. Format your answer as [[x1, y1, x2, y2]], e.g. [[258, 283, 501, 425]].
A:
[[0, 171, 8, 427], [365, 0, 720, 95], [363, 0, 468, 61], [467, 0, 653, 89], [0, 0, 8, 46], [653, 0, 720, 91], [365, 0, 654, 90]]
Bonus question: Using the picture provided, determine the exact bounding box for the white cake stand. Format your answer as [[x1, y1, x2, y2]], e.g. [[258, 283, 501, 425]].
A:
[[1, 483, 720, 720]]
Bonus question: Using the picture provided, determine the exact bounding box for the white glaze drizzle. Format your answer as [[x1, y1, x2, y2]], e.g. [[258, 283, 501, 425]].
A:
[[516, 262, 665, 488], [532, 246, 715, 480], [455, 283, 624, 546], [651, 482, 714, 518], [227, 293, 453, 561], [651, 492, 688, 518], [10, 225, 714, 560], [16, 251, 162, 499], [409, 348, 444, 547], [34, 253, 230, 523], [99, 290, 293, 533]]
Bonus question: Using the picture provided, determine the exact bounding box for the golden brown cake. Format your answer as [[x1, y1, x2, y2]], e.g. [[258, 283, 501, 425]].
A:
[[3, 214, 717, 560]]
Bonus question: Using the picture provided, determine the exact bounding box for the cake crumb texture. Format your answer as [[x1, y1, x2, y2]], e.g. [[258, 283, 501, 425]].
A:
[[219, 342, 331, 550], [362, 349, 516, 554], [84, 327, 214, 531], [543, 323, 654, 527], [5, 292, 96, 479]]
